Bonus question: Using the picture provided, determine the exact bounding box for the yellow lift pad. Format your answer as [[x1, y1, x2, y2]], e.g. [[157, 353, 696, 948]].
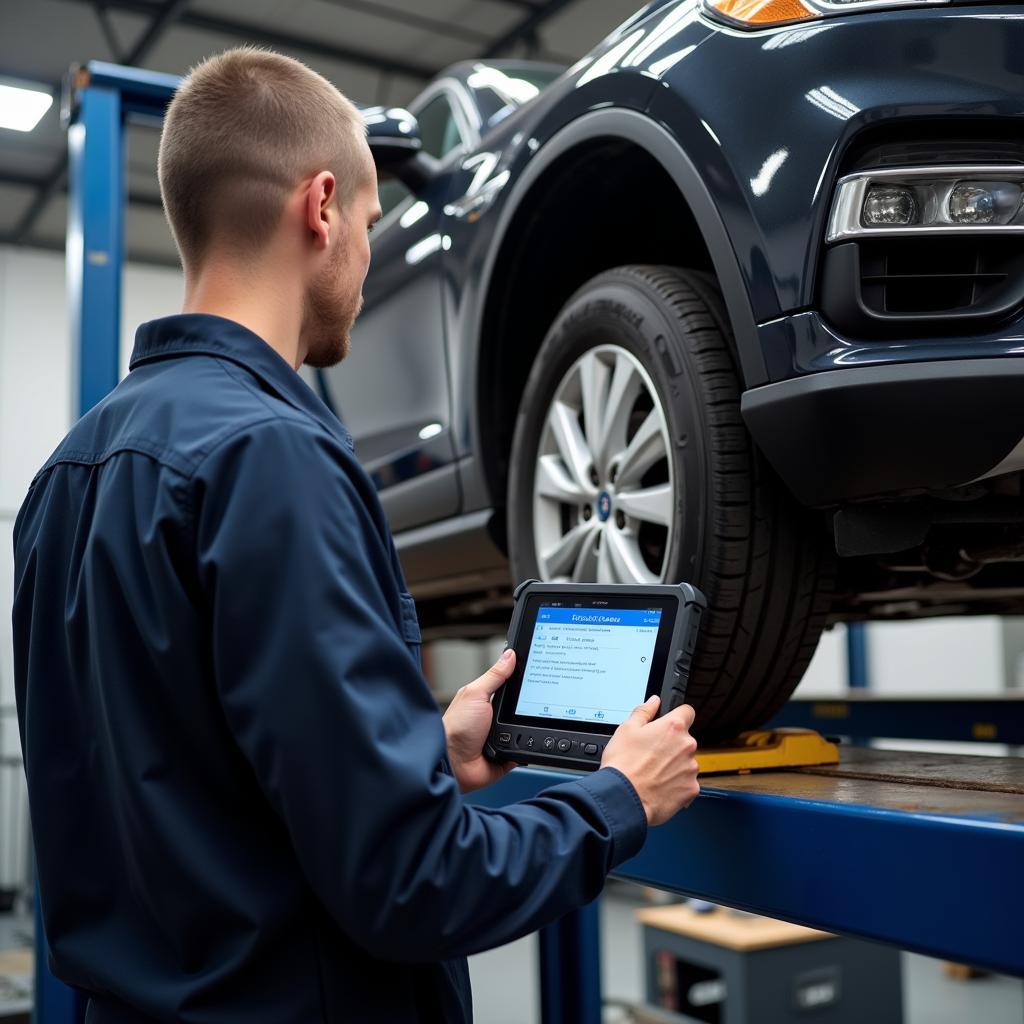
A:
[[697, 728, 839, 775]]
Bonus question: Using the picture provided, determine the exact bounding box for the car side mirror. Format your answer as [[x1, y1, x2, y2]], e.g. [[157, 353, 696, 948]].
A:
[[361, 106, 438, 193]]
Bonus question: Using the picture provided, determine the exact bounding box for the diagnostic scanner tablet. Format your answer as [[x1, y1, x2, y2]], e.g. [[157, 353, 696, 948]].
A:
[[485, 581, 706, 772]]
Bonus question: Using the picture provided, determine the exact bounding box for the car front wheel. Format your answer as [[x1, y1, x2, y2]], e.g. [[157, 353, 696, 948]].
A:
[[507, 265, 835, 740]]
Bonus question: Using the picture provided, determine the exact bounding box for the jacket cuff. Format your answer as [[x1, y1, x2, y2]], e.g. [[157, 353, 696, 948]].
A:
[[578, 767, 648, 868]]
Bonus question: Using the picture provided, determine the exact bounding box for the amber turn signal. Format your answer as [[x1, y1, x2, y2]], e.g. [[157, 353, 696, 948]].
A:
[[705, 0, 815, 25]]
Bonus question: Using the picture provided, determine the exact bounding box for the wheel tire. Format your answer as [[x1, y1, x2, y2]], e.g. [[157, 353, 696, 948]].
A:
[[507, 265, 835, 740]]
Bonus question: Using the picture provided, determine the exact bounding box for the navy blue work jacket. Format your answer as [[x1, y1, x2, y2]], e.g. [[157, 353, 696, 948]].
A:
[[13, 314, 647, 1023]]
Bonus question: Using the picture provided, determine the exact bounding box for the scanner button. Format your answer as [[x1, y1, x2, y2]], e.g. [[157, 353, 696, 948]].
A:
[[543, 737, 556, 750], [583, 743, 598, 756], [556, 738, 572, 753], [497, 732, 512, 746]]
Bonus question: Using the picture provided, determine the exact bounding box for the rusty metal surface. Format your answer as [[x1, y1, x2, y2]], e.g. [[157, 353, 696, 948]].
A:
[[802, 745, 1024, 793], [704, 746, 1024, 823]]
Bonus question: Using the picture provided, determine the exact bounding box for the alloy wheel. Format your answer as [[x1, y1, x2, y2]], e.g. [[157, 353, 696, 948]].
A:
[[532, 344, 675, 584]]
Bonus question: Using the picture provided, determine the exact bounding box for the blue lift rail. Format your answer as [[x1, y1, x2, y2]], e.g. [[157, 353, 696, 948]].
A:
[[57, 58, 1024, 1024], [472, 747, 1024, 1020], [770, 694, 1024, 745], [65, 61, 181, 420]]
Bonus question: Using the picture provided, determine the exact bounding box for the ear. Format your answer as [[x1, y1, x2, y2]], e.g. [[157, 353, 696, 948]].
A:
[[305, 170, 337, 250]]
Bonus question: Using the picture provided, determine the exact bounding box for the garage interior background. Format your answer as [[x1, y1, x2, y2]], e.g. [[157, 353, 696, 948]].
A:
[[0, 0, 650, 894], [0, 0, 1022, 1020]]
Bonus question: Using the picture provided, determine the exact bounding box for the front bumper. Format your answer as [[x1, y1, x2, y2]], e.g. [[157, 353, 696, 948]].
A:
[[741, 357, 1024, 506]]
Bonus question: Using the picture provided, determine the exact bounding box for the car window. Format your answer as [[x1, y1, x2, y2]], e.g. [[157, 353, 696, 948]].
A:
[[414, 92, 465, 161], [466, 64, 563, 132], [377, 173, 412, 220]]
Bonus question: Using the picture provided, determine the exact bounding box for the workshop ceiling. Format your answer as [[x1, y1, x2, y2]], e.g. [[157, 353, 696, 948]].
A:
[[0, 0, 640, 265]]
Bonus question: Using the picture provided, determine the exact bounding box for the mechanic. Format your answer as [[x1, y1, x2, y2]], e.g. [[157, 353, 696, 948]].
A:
[[13, 48, 700, 1023]]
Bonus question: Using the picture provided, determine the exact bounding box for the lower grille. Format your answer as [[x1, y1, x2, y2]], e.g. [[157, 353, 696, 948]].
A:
[[821, 236, 1024, 337]]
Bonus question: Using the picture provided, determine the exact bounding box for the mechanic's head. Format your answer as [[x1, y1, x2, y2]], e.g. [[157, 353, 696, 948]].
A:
[[158, 47, 380, 366]]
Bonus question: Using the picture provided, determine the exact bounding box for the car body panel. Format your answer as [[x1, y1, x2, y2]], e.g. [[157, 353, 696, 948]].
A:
[[339, 0, 1024, 616]]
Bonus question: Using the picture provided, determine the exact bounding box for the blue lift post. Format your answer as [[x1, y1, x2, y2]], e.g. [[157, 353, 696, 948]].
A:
[[56, 59, 1024, 1024], [65, 61, 181, 417], [537, 899, 602, 1024], [846, 622, 869, 689], [38, 61, 182, 1024]]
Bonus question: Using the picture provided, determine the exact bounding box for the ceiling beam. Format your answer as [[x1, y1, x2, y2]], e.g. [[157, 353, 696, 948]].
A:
[[8, 154, 70, 246], [483, 0, 581, 57], [10, 0, 190, 246], [93, 2, 128, 63], [166, 7, 437, 80], [491, 0, 548, 9], [319, 0, 494, 47], [123, 0, 190, 65], [0, 169, 163, 208], [58, 0, 437, 81]]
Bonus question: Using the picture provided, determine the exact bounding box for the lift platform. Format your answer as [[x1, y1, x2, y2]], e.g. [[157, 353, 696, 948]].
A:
[[471, 743, 1024, 1021], [695, 728, 839, 774]]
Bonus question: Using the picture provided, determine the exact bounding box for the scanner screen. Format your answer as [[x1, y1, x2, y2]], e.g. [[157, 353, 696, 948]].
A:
[[514, 607, 662, 726]]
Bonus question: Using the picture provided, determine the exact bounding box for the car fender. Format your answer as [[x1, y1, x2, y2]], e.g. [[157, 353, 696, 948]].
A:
[[472, 105, 767, 399]]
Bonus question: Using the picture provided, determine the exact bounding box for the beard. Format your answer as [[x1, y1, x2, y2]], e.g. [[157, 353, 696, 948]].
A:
[[302, 243, 363, 369]]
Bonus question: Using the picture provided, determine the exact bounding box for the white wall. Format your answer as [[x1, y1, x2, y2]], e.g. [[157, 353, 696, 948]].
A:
[[0, 244, 182, 892], [794, 624, 848, 696], [795, 616, 1014, 757], [796, 617, 1010, 697]]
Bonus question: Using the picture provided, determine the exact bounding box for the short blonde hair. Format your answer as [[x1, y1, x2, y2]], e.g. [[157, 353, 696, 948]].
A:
[[158, 47, 367, 268]]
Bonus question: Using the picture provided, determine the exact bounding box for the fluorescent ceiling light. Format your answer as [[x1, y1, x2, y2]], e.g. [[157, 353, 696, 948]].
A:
[[0, 82, 53, 133]]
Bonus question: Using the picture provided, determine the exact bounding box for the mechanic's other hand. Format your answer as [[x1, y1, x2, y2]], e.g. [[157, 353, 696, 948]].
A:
[[443, 649, 518, 794], [601, 696, 699, 826]]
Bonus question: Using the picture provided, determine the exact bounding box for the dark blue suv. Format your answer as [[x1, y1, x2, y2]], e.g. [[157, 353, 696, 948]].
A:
[[323, 0, 1024, 738]]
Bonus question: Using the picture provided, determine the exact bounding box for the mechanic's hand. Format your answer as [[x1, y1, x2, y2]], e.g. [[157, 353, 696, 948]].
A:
[[443, 649, 518, 794], [601, 696, 699, 826]]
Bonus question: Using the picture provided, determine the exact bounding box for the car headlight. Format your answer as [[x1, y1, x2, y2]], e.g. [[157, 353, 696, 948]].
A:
[[827, 167, 1024, 242], [702, 0, 949, 29]]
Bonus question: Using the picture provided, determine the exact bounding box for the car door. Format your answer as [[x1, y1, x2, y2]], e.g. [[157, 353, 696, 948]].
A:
[[319, 83, 477, 533]]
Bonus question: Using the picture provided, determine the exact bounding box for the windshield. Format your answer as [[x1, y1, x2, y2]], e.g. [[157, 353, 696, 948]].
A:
[[464, 63, 563, 132]]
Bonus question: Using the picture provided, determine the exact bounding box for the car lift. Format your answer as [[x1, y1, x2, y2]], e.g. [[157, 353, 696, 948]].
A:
[[45, 60, 1024, 1024]]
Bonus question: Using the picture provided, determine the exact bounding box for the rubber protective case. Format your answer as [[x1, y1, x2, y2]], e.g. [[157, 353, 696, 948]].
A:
[[485, 580, 706, 772]]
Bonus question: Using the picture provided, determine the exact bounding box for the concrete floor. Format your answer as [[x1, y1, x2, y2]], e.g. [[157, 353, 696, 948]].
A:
[[2, 889, 1021, 1022], [0, 907, 31, 1021]]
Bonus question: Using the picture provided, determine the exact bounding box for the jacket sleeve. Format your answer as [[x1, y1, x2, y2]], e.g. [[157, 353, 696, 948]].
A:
[[194, 419, 647, 962]]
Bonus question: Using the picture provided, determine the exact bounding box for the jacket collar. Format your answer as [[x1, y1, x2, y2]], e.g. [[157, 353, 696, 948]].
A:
[[130, 313, 353, 451]]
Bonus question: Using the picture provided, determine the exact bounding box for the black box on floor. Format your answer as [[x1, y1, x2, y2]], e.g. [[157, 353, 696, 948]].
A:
[[637, 904, 902, 1023]]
